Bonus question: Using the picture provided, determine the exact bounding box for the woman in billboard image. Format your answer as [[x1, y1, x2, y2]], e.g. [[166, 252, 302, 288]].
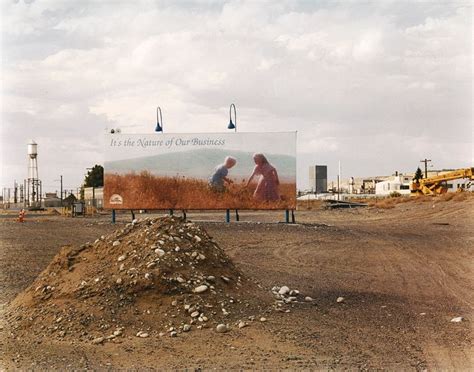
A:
[[245, 153, 280, 202]]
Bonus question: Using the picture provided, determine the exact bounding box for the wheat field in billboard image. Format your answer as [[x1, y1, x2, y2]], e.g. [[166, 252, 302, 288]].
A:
[[104, 132, 296, 210]]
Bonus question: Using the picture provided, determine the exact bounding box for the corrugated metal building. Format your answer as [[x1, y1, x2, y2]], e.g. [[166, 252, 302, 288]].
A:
[[84, 187, 104, 209]]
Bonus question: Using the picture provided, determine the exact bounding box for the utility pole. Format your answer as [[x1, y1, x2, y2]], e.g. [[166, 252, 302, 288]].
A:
[[420, 159, 432, 178], [60, 175, 63, 206], [14, 180, 18, 203], [337, 160, 341, 201], [24, 179, 27, 207]]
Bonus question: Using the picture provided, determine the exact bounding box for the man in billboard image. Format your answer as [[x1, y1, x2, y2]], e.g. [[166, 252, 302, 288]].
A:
[[246, 153, 281, 202]]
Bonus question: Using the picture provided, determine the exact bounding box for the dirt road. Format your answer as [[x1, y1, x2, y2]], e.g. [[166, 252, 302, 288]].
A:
[[0, 197, 472, 370]]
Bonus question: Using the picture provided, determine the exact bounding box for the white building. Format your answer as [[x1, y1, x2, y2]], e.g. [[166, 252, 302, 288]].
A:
[[447, 178, 473, 192], [375, 173, 473, 196], [375, 175, 412, 196]]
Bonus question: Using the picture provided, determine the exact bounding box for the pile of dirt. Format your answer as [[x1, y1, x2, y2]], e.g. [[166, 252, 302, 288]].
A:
[[6, 216, 271, 343]]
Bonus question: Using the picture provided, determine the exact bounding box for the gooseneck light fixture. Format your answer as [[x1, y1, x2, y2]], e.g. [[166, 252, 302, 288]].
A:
[[155, 106, 163, 132], [228, 103, 236, 132]]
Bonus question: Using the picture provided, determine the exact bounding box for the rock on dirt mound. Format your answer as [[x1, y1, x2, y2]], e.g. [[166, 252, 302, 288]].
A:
[[6, 217, 270, 343]]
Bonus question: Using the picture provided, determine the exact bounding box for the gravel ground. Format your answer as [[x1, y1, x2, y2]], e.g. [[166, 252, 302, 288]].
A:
[[0, 198, 472, 370]]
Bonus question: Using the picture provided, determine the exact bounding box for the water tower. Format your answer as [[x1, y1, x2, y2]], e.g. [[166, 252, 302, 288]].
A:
[[26, 140, 42, 209]]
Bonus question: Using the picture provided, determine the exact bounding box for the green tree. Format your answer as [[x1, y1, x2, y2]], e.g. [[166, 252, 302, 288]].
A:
[[84, 165, 104, 187], [413, 167, 423, 181]]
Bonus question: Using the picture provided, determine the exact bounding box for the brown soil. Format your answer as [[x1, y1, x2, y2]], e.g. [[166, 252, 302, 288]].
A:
[[5, 217, 270, 347], [0, 195, 473, 370]]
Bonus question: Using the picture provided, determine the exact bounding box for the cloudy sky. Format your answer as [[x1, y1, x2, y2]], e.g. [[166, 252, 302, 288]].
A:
[[1, 0, 472, 192]]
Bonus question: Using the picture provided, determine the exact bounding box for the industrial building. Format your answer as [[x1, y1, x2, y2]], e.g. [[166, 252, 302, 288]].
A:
[[44, 192, 62, 207], [308, 165, 327, 194], [305, 166, 473, 198]]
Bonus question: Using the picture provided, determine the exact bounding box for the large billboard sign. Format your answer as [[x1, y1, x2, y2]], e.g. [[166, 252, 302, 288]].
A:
[[104, 132, 296, 210]]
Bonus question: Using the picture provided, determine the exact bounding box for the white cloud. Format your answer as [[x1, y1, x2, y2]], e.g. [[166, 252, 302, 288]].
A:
[[352, 31, 383, 62], [1, 0, 471, 190]]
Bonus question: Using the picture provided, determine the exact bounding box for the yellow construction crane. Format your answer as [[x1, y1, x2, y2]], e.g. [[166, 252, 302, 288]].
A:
[[411, 167, 474, 196]]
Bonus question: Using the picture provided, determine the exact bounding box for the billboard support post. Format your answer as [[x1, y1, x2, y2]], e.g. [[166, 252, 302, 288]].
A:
[[182, 210, 187, 220], [291, 210, 295, 223], [169, 209, 174, 216], [225, 209, 230, 223], [285, 209, 290, 223], [131, 210, 135, 221], [227, 104, 240, 223], [112, 209, 116, 224]]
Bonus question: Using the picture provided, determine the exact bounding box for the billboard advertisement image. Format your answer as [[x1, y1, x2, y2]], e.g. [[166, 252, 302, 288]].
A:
[[104, 132, 296, 210]]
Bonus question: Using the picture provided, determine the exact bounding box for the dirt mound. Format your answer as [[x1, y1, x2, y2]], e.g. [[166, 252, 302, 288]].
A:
[[6, 216, 270, 343]]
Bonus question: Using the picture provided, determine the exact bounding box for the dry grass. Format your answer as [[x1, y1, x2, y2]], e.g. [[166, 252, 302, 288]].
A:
[[104, 172, 296, 210], [367, 198, 397, 209], [296, 200, 324, 211], [366, 191, 473, 209], [367, 195, 419, 209], [435, 191, 471, 202]]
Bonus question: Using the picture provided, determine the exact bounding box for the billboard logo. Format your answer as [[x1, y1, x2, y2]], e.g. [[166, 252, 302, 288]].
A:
[[109, 194, 123, 205]]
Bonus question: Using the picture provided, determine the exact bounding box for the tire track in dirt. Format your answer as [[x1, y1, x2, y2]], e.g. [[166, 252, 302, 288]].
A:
[[353, 225, 473, 310], [399, 236, 474, 309]]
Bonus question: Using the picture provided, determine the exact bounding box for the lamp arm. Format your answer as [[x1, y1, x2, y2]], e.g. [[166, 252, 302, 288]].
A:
[[230, 103, 237, 132], [156, 106, 163, 132]]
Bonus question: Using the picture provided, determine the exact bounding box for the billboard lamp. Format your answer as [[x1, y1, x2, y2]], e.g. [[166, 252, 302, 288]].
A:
[[227, 103, 238, 223], [155, 106, 163, 132], [228, 103, 236, 132]]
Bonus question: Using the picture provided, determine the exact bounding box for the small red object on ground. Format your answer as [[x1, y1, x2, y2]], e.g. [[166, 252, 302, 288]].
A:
[[18, 209, 25, 223]]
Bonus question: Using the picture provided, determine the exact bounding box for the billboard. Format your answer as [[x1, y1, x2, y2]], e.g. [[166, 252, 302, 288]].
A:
[[104, 132, 296, 210]]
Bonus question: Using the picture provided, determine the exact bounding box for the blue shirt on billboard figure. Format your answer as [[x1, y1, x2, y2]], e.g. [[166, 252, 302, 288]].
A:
[[208, 156, 237, 192]]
